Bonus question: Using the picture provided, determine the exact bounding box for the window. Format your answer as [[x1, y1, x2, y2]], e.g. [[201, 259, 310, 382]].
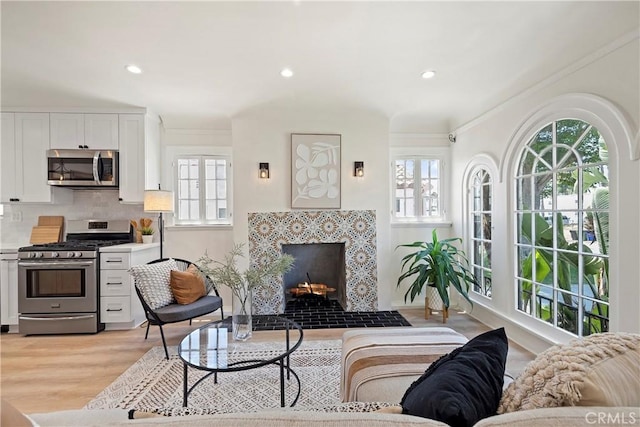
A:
[[469, 168, 492, 298], [514, 119, 609, 337], [394, 157, 442, 220], [174, 155, 231, 225]]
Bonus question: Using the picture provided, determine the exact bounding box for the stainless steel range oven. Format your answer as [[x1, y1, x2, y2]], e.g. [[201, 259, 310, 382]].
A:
[[18, 219, 132, 335]]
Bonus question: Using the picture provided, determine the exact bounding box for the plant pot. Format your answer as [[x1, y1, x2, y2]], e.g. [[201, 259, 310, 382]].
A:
[[141, 235, 153, 244], [425, 286, 449, 323], [232, 289, 252, 341]]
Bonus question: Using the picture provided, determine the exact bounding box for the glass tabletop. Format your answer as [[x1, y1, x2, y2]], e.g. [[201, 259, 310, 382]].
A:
[[178, 316, 303, 372]]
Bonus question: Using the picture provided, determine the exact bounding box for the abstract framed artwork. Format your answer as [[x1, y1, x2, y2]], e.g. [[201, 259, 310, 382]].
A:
[[291, 133, 341, 209]]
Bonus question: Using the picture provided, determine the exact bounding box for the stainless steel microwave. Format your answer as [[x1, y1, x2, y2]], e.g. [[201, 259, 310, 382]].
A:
[[47, 149, 118, 187]]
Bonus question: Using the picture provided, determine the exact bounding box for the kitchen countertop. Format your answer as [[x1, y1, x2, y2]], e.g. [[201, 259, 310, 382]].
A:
[[0, 243, 21, 253], [100, 242, 160, 253]]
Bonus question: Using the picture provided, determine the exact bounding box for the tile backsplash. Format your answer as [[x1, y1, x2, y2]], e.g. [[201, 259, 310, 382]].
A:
[[0, 190, 145, 247]]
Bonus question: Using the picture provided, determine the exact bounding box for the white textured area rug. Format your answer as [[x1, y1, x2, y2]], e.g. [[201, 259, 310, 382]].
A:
[[85, 339, 342, 416]]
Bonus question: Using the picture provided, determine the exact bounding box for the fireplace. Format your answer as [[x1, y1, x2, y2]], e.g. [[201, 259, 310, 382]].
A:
[[248, 210, 378, 314], [282, 243, 346, 309]]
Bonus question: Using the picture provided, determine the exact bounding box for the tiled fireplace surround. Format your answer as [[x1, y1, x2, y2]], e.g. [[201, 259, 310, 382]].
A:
[[248, 210, 378, 315]]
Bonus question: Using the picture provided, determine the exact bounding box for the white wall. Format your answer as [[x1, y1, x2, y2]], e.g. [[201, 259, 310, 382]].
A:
[[449, 36, 640, 352], [162, 111, 461, 313], [160, 128, 236, 305], [387, 133, 458, 309], [231, 106, 394, 309], [158, 35, 639, 354]]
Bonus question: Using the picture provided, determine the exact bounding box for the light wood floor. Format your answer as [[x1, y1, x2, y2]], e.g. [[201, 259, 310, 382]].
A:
[[0, 308, 535, 415]]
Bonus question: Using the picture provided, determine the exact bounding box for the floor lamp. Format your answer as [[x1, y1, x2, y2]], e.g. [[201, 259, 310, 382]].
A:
[[143, 187, 174, 259]]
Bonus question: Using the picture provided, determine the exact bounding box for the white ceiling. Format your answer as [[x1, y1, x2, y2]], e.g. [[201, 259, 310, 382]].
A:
[[2, 1, 638, 130]]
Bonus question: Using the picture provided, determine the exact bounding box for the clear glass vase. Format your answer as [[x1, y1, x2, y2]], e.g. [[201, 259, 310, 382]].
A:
[[232, 288, 252, 341]]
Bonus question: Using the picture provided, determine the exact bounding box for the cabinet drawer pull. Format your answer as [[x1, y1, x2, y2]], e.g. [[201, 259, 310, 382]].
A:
[[106, 308, 123, 312], [9, 198, 19, 202], [106, 282, 123, 285], [105, 259, 123, 263]]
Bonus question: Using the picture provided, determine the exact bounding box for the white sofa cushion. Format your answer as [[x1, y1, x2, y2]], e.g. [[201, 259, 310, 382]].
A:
[[129, 259, 178, 310]]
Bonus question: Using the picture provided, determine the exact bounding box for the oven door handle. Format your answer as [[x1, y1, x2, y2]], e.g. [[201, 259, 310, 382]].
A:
[[19, 315, 95, 321], [18, 261, 94, 268]]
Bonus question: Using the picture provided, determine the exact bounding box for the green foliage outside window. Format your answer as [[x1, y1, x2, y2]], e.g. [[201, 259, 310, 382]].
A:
[[516, 119, 609, 337]]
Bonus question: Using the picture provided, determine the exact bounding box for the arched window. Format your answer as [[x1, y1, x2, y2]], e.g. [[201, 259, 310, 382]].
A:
[[469, 168, 492, 298], [515, 119, 609, 337]]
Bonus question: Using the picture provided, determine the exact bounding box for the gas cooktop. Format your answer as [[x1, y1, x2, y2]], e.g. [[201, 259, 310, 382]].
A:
[[19, 219, 133, 258], [19, 240, 130, 252]]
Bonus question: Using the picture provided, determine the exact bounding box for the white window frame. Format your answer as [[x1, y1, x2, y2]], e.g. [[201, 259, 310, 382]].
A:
[[468, 166, 493, 299], [500, 93, 636, 343], [391, 151, 447, 223], [173, 154, 232, 226], [513, 119, 609, 338]]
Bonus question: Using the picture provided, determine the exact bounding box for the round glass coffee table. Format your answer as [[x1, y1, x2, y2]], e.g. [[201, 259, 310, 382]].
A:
[[178, 316, 303, 407]]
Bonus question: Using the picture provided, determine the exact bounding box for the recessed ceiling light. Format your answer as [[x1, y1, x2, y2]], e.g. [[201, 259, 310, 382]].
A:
[[421, 70, 436, 79], [126, 64, 142, 74], [280, 68, 294, 78]]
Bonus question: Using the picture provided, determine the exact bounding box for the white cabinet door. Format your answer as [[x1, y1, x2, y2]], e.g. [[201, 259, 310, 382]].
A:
[[50, 113, 118, 149], [2, 112, 71, 204], [100, 253, 131, 270], [100, 297, 132, 323], [145, 115, 161, 195], [14, 113, 51, 203], [118, 114, 145, 203], [100, 245, 159, 329], [0, 258, 19, 326], [0, 113, 16, 203], [100, 270, 130, 296], [118, 114, 161, 204], [50, 113, 85, 149], [100, 251, 133, 326], [85, 114, 118, 149]]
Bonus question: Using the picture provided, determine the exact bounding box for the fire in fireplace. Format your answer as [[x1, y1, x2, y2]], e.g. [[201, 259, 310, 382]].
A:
[[282, 243, 346, 309]]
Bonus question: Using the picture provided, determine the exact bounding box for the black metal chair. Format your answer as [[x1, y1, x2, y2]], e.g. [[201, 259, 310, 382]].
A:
[[133, 258, 224, 359]]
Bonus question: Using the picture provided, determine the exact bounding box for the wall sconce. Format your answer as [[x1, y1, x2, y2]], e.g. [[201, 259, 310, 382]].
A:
[[259, 162, 270, 179], [354, 161, 364, 177]]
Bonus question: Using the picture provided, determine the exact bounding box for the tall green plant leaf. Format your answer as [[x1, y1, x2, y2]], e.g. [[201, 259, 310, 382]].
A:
[[396, 229, 476, 308]]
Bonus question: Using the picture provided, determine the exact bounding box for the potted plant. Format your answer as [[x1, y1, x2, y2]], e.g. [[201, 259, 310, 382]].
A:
[[140, 226, 154, 244], [132, 218, 154, 243], [196, 244, 295, 341], [396, 229, 476, 321]]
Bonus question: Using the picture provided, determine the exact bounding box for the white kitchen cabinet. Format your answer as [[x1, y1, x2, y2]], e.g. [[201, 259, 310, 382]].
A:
[[84, 114, 118, 149], [0, 113, 16, 202], [50, 113, 84, 149], [118, 114, 160, 203], [100, 243, 159, 330], [50, 113, 118, 149], [0, 251, 19, 329], [0, 112, 71, 203]]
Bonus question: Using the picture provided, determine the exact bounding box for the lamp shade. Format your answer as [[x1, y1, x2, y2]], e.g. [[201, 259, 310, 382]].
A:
[[144, 190, 174, 212]]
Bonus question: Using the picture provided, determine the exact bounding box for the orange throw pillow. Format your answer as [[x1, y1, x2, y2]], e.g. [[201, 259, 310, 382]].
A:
[[169, 264, 206, 305]]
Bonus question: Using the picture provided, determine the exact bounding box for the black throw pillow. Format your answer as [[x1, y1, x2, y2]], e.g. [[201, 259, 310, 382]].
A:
[[399, 327, 509, 427]]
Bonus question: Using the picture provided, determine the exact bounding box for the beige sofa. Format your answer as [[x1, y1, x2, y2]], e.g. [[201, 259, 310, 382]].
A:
[[22, 406, 640, 427], [11, 328, 640, 426]]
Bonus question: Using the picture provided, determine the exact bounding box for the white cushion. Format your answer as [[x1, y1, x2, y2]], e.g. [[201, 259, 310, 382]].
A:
[[129, 259, 178, 309]]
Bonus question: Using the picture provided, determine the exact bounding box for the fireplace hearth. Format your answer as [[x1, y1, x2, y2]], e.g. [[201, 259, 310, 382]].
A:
[[252, 300, 411, 330]]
